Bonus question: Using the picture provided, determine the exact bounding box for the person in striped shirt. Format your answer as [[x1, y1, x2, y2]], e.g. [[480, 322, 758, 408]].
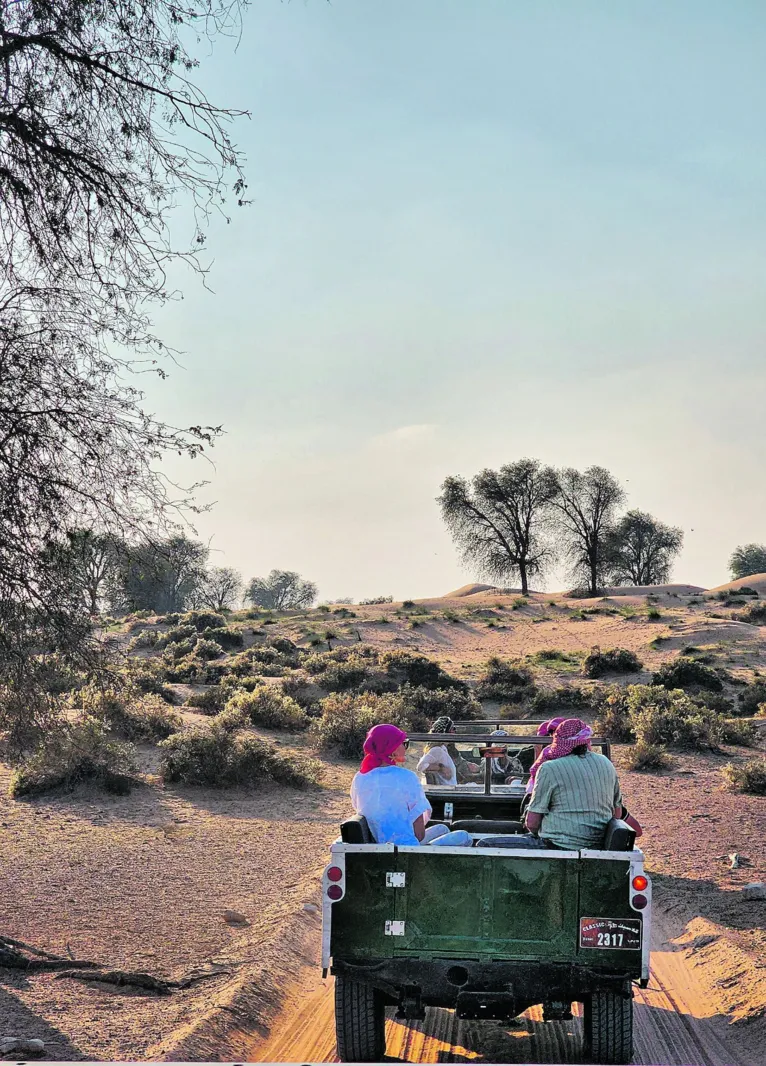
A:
[[524, 718, 623, 851]]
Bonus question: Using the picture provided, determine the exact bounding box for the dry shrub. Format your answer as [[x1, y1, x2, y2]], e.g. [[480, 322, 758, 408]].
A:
[[10, 716, 138, 797], [738, 682, 766, 716], [202, 626, 244, 650], [719, 719, 760, 747], [583, 647, 642, 679], [74, 683, 182, 741], [624, 741, 673, 772], [652, 657, 724, 693], [401, 685, 483, 723], [629, 689, 726, 750], [380, 649, 463, 691], [186, 685, 227, 714], [475, 657, 534, 702], [721, 758, 766, 794], [159, 720, 321, 788], [593, 687, 635, 742], [225, 685, 308, 730], [194, 638, 225, 661], [311, 692, 412, 757]]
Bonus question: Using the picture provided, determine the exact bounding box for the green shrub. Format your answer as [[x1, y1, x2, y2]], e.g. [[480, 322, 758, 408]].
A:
[[652, 657, 724, 692], [530, 685, 593, 714], [10, 716, 138, 798], [721, 758, 766, 794], [269, 636, 299, 656], [74, 683, 182, 741], [161, 653, 207, 684], [312, 692, 413, 757], [629, 688, 726, 750], [187, 685, 227, 714], [194, 638, 225, 661], [528, 648, 581, 669], [593, 687, 635, 741], [180, 610, 227, 632], [316, 656, 392, 695], [202, 626, 244, 650], [624, 742, 672, 772], [402, 600, 416, 609], [159, 720, 321, 788], [400, 685, 483, 724], [738, 682, 766, 716], [720, 719, 760, 747], [127, 629, 160, 652], [646, 608, 663, 621], [475, 657, 535, 702], [380, 649, 463, 691], [583, 647, 642, 679], [225, 685, 308, 730], [163, 638, 197, 662], [127, 663, 179, 704], [511, 597, 528, 610], [741, 604, 766, 625]]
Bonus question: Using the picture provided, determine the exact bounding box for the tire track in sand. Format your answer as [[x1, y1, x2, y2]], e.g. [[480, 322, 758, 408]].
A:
[[248, 914, 754, 1064]]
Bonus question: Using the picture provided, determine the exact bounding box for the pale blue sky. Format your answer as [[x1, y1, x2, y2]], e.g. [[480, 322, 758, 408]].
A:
[[146, 0, 766, 600]]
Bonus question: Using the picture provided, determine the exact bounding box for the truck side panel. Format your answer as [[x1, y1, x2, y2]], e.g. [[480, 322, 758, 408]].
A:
[[577, 856, 643, 969]]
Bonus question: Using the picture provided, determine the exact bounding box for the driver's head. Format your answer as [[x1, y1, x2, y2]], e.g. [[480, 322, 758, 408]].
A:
[[430, 715, 455, 735], [537, 716, 565, 737]]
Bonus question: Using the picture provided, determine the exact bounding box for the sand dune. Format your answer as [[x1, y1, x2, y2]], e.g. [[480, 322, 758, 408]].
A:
[[708, 573, 766, 596]]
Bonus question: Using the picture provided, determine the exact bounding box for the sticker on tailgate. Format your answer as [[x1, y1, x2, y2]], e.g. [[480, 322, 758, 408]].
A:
[[579, 917, 642, 950]]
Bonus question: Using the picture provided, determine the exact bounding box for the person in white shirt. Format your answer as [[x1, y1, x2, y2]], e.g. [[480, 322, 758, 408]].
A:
[[350, 723, 472, 847]]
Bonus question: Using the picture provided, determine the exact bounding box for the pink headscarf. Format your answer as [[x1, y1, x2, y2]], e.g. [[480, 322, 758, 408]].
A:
[[359, 724, 407, 774], [526, 717, 592, 793]]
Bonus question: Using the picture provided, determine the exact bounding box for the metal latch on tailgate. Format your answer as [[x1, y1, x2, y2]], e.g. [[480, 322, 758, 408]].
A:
[[386, 872, 406, 888], [385, 921, 406, 936]]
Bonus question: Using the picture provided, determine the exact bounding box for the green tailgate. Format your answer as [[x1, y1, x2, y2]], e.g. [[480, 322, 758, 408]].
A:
[[330, 853, 395, 960], [394, 852, 579, 959], [577, 857, 643, 967]]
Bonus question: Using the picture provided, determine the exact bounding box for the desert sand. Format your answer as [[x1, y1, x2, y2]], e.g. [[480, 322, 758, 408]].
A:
[[0, 582, 764, 1062]]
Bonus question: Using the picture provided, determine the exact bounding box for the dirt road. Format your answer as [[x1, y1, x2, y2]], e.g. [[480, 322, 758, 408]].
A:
[[247, 912, 755, 1065]]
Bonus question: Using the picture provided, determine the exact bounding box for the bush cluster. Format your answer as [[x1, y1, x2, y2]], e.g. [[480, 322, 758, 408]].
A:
[[159, 720, 321, 788], [475, 657, 534, 702], [651, 657, 724, 692], [583, 647, 642, 679], [186, 685, 227, 714], [311, 692, 413, 757], [738, 682, 766, 716], [10, 717, 138, 798], [225, 686, 308, 730], [72, 683, 183, 741], [721, 758, 766, 795], [529, 685, 593, 714]]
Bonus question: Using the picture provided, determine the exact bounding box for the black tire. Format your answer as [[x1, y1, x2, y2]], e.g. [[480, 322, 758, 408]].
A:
[[334, 976, 386, 1062], [583, 990, 633, 1065]]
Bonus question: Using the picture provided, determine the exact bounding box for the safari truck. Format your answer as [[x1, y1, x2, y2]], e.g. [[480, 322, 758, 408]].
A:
[[322, 725, 651, 1064]]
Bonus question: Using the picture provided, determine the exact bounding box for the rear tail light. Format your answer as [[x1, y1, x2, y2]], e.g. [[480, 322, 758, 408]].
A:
[[632, 875, 648, 891], [631, 893, 648, 910], [327, 866, 343, 882], [327, 885, 343, 901]]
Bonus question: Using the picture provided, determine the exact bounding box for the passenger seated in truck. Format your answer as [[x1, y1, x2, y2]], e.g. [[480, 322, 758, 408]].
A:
[[416, 716, 481, 785], [488, 729, 526, 784], [524, 719, 623, 850], [350, 724, 472, 847]]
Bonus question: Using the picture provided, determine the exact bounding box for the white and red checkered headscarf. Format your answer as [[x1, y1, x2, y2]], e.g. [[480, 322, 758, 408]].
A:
[[526, 717, 592, 793]]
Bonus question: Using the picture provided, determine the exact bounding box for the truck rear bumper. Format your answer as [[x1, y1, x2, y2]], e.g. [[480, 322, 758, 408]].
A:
[[332, 958, 637, 1018]]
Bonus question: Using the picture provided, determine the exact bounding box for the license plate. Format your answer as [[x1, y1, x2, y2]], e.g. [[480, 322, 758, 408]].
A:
[[580, 918, 642, 950]]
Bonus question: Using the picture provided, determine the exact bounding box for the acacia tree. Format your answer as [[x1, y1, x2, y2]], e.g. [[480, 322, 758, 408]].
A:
[[438, 460, 559, 595], [729, 544, 766, 581], [198, 566, 244, 612], [0, 1, 247, 740], [606, 510, 683, 587], [552, 466, 626, 594], [245, 570, 317, 611], [108, 536, 208, 615]]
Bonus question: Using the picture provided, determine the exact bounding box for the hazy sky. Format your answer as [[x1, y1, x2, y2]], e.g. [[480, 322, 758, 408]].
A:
[[145, 0, 766, 601]]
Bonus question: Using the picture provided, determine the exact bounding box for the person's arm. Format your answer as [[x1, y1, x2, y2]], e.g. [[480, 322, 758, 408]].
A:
[[406, 774, 432, 840], [413, 812, 427, 841], [613, 806, 623, 819], [525, 810, 543, 834], [621, 806, 643, 837], [526, 764, 555, 835]]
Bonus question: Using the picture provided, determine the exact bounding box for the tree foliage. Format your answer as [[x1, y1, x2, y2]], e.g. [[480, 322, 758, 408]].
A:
[[606, 510, 683, 587], [551, 466, 626, 594], [729, 544, 766, 581], [245, 570, 317, 611], [438, 459, 558, 594], [197, 566, 243, 612], [0, 1, 247, 743], [108, 536, 208, 614]]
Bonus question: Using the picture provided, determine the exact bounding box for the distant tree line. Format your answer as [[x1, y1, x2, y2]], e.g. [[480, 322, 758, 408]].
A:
[[55, 532, 317, 616], [438, 460, 684, 595]]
